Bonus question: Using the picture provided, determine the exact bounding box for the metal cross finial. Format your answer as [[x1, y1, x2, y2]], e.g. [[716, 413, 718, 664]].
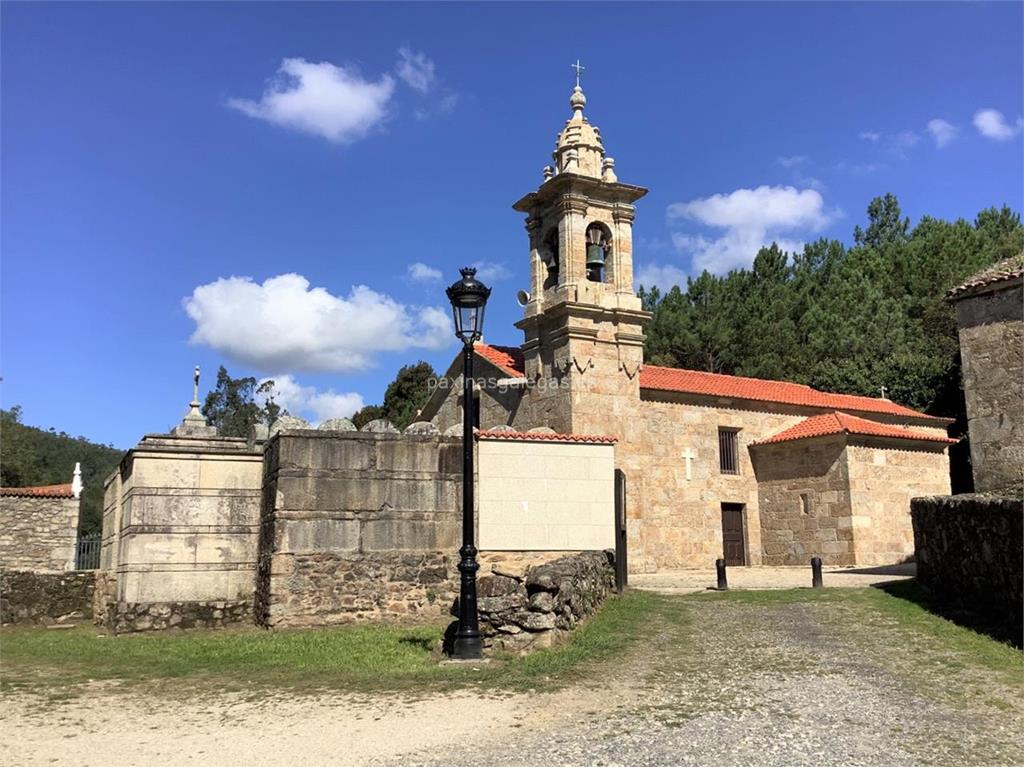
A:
[[572, 59, 585, 88], [193, 365, 200, 403]]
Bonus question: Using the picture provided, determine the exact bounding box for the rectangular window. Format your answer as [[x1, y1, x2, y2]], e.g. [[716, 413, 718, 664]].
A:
[[718, 428, 740, 475], [800, 493, 811, 515]]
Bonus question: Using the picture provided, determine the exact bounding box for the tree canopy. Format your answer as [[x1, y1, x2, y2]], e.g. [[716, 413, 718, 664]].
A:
[[352, 361, 437, 429], [0, 406, 124, 536], [201, 366, 283, 438]]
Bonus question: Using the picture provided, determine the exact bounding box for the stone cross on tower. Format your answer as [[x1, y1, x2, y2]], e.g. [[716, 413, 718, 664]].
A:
[[880, 385, 889, 400], [172, 364, 217, 437], [572, 59, 585, 88]]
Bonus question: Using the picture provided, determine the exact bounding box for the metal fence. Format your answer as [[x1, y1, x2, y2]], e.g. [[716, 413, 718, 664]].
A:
[[75, 534, 101, 570]]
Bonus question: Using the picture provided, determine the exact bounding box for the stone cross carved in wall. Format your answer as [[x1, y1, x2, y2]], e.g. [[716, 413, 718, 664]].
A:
[[682, 448, 695, 481]]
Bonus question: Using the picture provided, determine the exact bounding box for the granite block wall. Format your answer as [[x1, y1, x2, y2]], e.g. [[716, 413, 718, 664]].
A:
[[0, 495, 79, 572]]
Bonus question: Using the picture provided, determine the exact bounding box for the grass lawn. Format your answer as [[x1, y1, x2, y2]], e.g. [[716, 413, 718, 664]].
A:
[[1, 590, 665, 698], [2, 582, 1018, 700]]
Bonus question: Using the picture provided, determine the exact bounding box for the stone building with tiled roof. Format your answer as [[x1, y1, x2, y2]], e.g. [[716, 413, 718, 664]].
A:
[[946, 253, 1023, 493], [421, 84, 954, 571]]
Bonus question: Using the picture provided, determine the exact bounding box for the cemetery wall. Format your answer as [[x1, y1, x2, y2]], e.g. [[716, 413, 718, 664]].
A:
[[954, 282, 1024, 493], [911, 494, 1023, 645], [256, 430, 464, 628], [477, 437, 615, 551], [97, 434, 263, 631], [0, 492, 79, 572]]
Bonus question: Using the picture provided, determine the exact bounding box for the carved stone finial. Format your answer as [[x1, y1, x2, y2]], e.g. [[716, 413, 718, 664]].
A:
[[543, 165, 554, 181], [602, 157, 617, 183], [72, 462, 83, 500]]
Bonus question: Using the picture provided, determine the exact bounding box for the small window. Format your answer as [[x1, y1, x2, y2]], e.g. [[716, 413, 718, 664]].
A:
[[543, 229, 560, 289], [800, 493, 811, 515], [718, 428, 740, 475]]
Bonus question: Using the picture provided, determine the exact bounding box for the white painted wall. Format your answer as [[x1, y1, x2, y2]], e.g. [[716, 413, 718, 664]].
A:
[[478, 438, 615, 551]]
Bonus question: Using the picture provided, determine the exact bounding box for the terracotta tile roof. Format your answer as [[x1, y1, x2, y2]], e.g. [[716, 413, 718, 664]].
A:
[[753, 411, 957, 446], [471, 342, 945, 423], [640, 365, 948, 422], [947, 254, 1024, 300], [475, 343, 526, 378], [476, 429, 616, 445], [0, 483, 75, 498]]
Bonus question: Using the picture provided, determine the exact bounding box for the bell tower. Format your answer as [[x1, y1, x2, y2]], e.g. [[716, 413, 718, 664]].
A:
[[512, 69, 650, 434]]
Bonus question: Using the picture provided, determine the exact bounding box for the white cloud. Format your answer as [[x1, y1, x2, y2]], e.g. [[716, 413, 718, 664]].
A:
[[859, 131, 881, 143], [396, 48, 436, 93], [667, 185, 836, 274], [184, 273, 451, 373], [407, 262, 443, 282], [260, 374, 364, 425], [776, 155, 808, 168], [471, 261, 512, 283], [228, 58, 394, 144], [973, 108, 1024, 141], [926, 119, 958, 148], [635, 263, 687, 291]]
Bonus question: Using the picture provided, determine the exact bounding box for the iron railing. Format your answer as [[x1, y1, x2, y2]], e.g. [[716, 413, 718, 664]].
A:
[[75, 534, 101, 570]]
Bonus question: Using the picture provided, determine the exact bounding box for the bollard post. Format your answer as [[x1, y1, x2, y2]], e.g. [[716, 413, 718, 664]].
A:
[[811, 556, 823, 588], [716, 558, 728, 590]]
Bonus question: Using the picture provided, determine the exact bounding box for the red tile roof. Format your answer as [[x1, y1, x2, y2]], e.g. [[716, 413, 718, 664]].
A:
[[475, 343, 526, 379], [471, 342, 945, 423], [753, 411, 956, 446], [640, 365, 948, 422], [476, 429, 616, 445], [0, 483, 75, 499]]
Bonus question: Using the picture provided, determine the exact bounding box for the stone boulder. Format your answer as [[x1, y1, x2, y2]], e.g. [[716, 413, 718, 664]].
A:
[[270, 416, 311, 436], [443, 424, 463, 437], [319, 418, 356, 432], [527, 426, 557, 434], [361, 419, 400, 434], [404, 421, 440, 436]]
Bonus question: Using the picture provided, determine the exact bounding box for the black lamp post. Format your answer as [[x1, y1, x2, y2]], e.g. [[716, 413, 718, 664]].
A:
[[445, 267, 491, 660]]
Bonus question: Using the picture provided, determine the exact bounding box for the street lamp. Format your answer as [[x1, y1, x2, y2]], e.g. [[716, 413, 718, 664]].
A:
[[445, 267, 491, 660]]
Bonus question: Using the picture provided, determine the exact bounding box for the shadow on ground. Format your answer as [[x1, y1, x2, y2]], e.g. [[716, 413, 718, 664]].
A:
[[872, 578, 1022, 648]]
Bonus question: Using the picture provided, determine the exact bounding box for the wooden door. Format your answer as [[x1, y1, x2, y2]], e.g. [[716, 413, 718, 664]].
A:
[[721, 503, 746, 566]]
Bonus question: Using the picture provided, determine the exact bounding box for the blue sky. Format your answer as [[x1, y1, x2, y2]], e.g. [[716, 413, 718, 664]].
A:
[[2, 2, 1021, 449]]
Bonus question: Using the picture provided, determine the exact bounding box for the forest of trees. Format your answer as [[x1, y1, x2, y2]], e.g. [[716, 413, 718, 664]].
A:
[[0, 407, 124, 536], [638, 195, 1023, 490]]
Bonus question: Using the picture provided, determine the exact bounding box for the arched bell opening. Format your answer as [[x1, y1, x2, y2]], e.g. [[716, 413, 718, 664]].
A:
[[585, 223, 612, 283], [543, 228, 560, 290]]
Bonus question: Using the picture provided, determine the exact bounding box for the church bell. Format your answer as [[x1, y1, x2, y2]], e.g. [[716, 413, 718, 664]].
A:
[[586, 243, 606, 269]]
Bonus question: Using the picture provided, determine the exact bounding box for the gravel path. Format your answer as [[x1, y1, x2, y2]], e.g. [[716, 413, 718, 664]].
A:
[[630, 563, 916, 593], [3, 590, 1020, 767], [395, 594, 1023, 767]]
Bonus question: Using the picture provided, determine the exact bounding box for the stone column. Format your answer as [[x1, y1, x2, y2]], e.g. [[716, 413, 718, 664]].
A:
[[558, 195, 589, 292], [612, 205, 636, 296]]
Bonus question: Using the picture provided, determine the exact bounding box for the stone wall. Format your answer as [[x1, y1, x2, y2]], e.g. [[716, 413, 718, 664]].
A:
[[98, 600, 252, 633], [751, 438, 854, 565], [101, 433, 263, 605], [478, 437, 615, 551], [911, 495, 1023, 644], [256, 430, 464, 628], [0, 570, 95, 624], [954, 283, 1024, 493], [0, 494, 79, 572], [474, 550, 616, 652], [845, 441, 951, 565]]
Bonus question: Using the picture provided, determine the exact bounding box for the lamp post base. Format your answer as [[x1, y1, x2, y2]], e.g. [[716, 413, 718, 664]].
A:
[[450, 635, 484, 660]]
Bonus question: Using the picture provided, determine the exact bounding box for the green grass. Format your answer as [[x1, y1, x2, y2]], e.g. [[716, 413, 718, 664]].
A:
[[0, 590, 666, 697]]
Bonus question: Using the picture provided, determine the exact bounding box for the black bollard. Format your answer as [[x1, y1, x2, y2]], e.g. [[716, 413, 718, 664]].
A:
[[716, 558, 728, 590], [811, 556, 823, 588]]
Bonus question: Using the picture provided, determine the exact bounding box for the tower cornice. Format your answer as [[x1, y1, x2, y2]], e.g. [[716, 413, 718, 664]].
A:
[[513, 173, 648, 214]]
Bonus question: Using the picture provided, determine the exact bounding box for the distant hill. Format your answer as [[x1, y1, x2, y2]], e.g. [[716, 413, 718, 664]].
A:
[[1, 407, 123, 536]]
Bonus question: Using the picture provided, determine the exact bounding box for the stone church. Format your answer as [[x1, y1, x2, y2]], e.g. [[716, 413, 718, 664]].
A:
[[421, 81, 955, 572]]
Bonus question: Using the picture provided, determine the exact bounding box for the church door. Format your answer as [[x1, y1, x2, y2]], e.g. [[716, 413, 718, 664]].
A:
[[720, 503, 746, 566]]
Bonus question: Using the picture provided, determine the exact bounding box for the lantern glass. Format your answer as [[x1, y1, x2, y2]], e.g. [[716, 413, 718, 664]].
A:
[[446, 267, 491, 344]]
